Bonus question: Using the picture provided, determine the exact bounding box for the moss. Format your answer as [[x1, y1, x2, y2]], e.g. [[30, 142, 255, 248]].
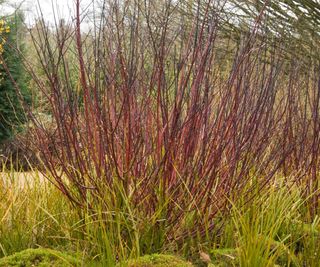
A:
[[123, 254, 194, 267], [210, 248, 238, 267], [0, 248, 79, 266]]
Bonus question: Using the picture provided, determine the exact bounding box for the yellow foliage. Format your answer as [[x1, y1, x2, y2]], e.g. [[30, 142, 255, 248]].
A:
[[0, 18, 10, 56], [0, 18, 10, 84]]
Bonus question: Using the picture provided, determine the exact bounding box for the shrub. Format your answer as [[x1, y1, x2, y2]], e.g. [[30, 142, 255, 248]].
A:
[[24, 0, 320, 260], [29, 0, 285, 236]]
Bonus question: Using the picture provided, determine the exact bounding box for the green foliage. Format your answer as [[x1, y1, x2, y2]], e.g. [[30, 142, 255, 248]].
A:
[[0, 248, 79, 266], [0, 13, 30, 143]]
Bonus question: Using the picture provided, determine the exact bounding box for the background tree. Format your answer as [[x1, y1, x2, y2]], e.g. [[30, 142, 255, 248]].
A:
[[225, 0, 320, 62], [0, 12, 30, 143]]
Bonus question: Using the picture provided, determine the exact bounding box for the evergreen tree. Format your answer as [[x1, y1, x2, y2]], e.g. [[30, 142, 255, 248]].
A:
[[0, 13, 30, 142]]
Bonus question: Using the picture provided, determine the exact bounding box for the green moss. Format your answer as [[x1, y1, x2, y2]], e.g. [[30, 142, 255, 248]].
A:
[[123, 254, 193, 267], [210, 248, 237, 267], [0, 248, 79, 266]]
